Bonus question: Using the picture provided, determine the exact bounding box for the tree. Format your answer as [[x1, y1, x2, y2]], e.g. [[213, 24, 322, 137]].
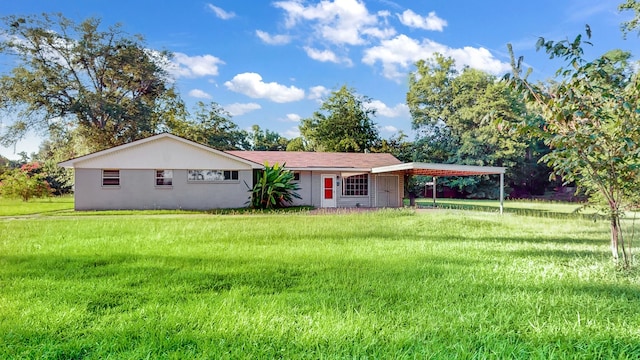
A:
[[0, 13, 183, 152], [166, 101, 249, 150], [505, 30, 640, 267], [300, 85, 380, 152], [286, 137, 306, 151], [619, 0, 640, 37], [248, 162, 301, 209], [0, 162, 51, 201], [249, 125, 289, 151], [374, 131, 414, 163], [407, 55, 533, 198], [31, 125, 79, 195]]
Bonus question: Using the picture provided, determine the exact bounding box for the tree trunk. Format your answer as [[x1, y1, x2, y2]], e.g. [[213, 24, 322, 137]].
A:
[[409, 193, 416, 207], [618, 217, 629, 268], [611, 215, 620, 263]]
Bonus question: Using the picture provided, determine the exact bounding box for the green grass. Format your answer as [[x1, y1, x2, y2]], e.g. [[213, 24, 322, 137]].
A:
[[413, 198, 606, 218], [2, 207, 640, 358], [0, 195, 74, 216]]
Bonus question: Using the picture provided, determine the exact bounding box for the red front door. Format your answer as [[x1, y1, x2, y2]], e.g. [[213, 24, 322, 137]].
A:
[[321, 175, 336, 207]]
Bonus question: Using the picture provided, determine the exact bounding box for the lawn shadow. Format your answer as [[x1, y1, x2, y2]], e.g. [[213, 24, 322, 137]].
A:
[[416, 201, 603, 220]]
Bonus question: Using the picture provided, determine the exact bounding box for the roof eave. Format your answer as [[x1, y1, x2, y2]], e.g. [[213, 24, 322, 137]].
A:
[[372, 162, 506, 175]]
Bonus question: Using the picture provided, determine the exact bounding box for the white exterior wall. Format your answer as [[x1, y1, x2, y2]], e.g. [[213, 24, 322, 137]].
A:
[[63, 135, 405, 210], [290, 171, 313, 206], [74, 169, 252, 210], [305, 171, 374, 208]]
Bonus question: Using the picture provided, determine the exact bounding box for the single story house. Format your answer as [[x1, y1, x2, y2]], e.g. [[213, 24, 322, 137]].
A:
[[59, 133, 506, 211]]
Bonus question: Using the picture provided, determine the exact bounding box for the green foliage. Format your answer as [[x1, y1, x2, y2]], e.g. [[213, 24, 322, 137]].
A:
[[1, 211, 639, 358], [407, 54, 538, 198], [285, 136, 306, 151], [373, 131, 414, 162], [619, 0, 640, 38], [505, 30, 640, 266], [0, 163, 52, 201], [166, 101, 249, 150], [249, 125, 289, 151], [249, 162, 301, 209], [0, 13, 183, 152], [300, 85, 380, 152]]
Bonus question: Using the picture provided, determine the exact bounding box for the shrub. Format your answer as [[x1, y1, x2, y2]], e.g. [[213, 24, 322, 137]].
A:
[[0, 166, 52, 201], [249, 162, 301, 209]]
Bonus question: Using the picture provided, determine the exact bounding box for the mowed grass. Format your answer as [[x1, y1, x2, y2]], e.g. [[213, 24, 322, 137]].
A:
[[0, 196, 74, 216], [414, 198, 598, 217], [2, 209, 640, 358]]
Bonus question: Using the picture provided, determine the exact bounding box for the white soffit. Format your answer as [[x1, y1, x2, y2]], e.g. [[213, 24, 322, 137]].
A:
[[372, 162, 506, 176]]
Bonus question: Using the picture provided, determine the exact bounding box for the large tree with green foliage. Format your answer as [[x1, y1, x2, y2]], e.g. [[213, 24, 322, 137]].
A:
[[300, 85, 380, 152], [248, 125, 289, 151], [407, 54, 534, 198], [0, 13, 183, 153], [165, 102, 248, 151], [505, 29, 640, 266]]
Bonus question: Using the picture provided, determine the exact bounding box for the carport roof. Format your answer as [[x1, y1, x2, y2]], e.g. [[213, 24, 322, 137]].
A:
[[372, 162, 506, 177]]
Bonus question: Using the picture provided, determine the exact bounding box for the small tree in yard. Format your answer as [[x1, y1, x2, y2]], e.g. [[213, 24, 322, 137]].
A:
[[249, 162, 301, 209], [504, 28, 640, 267], [0, 163, 52, 201]]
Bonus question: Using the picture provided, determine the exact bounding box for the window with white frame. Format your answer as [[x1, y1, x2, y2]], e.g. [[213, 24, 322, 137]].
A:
[[156, 170, 173, 186], [342, 174, 368, 196], [102, 169, 120, 186], [187, 169, 239, 182]]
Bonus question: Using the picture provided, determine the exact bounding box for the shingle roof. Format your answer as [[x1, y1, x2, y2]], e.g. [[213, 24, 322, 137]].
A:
[[226, 151, 402, 170]]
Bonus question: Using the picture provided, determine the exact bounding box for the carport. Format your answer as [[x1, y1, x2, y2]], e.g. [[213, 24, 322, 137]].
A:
[[372, 162, 507, 214]]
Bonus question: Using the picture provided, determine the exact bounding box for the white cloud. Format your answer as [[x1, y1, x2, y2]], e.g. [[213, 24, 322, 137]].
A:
[[283, 126, 301, 138], [380, 125, 398, 133], [398, 10, 447, 31], [304, 47, 339, 63], [308, 85, 330, 100], [225, 102, 262, 116], [274, 0, 385, 45], [188, 89, 212, 99], [362, 34, 510, 80], [361, 26, 396, 39], [170, 52, 224, 78], [303, 47, 353, 66], [207, 4, 236, 20], [368, 100, 409, 118], [256, 30, 292, 45], [283, 113, 301, 122], [224, 72, 305, 103]]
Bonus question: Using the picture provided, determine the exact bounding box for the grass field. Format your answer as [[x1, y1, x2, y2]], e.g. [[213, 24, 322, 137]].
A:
[[413, 198, 602, 218], [0, 196, 74, 216], [2, 199, 640, 358]]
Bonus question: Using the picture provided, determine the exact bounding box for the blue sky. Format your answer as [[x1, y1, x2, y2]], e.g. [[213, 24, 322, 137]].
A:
[[0, 0, 636, 159]]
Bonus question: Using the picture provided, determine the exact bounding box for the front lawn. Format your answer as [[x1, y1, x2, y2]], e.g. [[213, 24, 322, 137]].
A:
[[1, 209, 639, 358], [0, 195, 74, 216]]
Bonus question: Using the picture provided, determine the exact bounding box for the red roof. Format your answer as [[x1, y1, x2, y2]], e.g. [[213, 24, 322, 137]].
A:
[[226, 151, 402, 169]]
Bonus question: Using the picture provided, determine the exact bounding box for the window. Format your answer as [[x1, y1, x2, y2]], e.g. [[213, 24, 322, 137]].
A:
[[188, 170, 239, 182], [343, 174, 368, 196], [156, 170, 173, 186], [102, 169, 120, 186]]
